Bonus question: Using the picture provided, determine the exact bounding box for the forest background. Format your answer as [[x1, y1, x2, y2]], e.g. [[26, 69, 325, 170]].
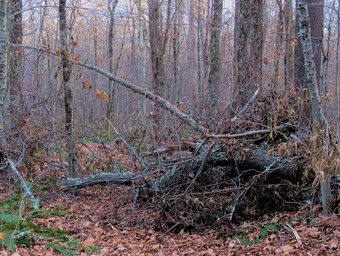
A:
[[0, 0, 339, 255]]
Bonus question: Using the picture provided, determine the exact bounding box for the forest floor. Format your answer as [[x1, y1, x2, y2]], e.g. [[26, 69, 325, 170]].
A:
[[0, 142, 339, 256]]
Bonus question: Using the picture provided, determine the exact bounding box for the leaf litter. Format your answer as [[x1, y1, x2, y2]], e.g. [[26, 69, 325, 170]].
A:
[[0, 143, 339, 256]]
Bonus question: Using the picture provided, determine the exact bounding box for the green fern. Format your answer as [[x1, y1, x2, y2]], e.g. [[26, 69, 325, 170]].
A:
[[0, 196, 100, 254], [0, 212, 21, 224]]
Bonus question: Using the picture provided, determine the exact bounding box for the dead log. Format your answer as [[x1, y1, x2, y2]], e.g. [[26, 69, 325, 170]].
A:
[[57, 172, 137, 189], [147, 146, 305, 194], [56, 144, 305, 192]]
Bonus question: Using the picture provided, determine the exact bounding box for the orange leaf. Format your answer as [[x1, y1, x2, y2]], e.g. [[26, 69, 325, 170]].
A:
[[95, 90, 109, 105], [71, 40, 78, 46], [71, 56, 80, 62], [82, 80, 92, 89], [0, 232, 6, 239]]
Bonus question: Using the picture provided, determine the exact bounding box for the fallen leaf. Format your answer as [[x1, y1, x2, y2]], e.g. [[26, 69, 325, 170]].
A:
[[205, 248, 217, 256], [0, 233, 6, 239], [82, 237, 96, 247], [117, 244, 127, 251]]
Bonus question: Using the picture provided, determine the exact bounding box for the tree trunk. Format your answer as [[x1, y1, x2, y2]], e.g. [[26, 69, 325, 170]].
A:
[[172, 0, 180, 103], [294, 0, 324, 126], [106, 0, 119, 129], [59, 0, 77, 178], [187, 0, 197, 103], [294, 0, 324, 89], [271, 0, 284, 88], [147, 0, 166, 138], [336, 0, 340, 137], [319, 2, 334, 97], [284, 0, 294, 87], [233, 0, 265, 111], [207, 0, 222, 116], [0, 0, 8, 145], [8, 0, 23, 125], [296, 0, 331, 214], [197, 0, 204, 110]]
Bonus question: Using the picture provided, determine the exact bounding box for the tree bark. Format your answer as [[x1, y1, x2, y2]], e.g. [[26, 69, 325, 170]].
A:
[[284, 0, 294, 87], [147, 0, 167, 138], [197, 0, 204, 110], [207, 0, 222, 116], [57, 172, 137, 189], [172, 0, 180, 103], [294, 0, 324, 90], [59, 0, 77, 178], [271, 0, 284, 88], [233, 0, 265, 111], [8, 0, 23, 125], [297, 0, 331, 214], [0, 0, 8, 145], [294, 0, 324, 126], [106, 0, 119, 128], [336, 0, 340, 137]]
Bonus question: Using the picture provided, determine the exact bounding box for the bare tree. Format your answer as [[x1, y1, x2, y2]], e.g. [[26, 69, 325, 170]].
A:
[[233, 0, 266, 111], [59, 0, 77, 178]]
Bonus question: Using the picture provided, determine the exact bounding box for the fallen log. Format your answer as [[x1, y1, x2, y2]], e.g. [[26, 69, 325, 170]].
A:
[[147, 145, 305, 194], [56, 145, 305, 192], [57, 172, 138, 189]]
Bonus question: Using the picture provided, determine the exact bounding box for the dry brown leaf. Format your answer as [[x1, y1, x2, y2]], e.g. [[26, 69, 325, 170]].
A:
[[71, 55, 80, 62], [205, 248, 217, 256], [82, 237, 96, 247], [82, 80, 92, 89], [95, 89, 109, 105]]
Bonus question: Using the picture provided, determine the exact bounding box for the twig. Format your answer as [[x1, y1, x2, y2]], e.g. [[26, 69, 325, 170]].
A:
[[183, 143, 215, 194], [229, 159, 279, 220], [7, 159, 40, 210], [282, 224, 303, 245], [14, 231, 30, 240], [158, 222, 182, 242], [105, 117, 145, 166], [209, 124, 289, 139], [231, 87, 260, 121], [229, 190, 246, 221], [131, 186, 140, 213]]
